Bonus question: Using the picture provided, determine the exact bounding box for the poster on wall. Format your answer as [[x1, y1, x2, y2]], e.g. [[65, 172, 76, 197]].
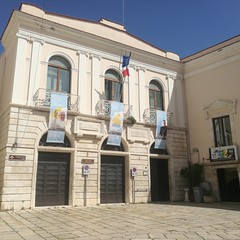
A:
[[107, 101, 124, 146], [47, 92, 68, 143], [209, 145, 238, 161], [154, 110, 167, 149]]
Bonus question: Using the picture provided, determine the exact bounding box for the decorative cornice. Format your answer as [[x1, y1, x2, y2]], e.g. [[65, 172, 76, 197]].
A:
[[203, 99, 237, 119], [77, 50, 89, 58], [89, 54, 101, 61]]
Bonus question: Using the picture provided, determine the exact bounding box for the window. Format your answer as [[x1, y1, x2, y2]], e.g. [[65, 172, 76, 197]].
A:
[[47, 56, 71, 93], [149, 80, 163, 110], [213, 116, 232, 147], [105, 69, 122, 102]]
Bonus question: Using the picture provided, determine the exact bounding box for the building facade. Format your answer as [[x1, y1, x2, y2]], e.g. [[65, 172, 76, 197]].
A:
[[0, 4, 188, 210], [183, 36, 240, 202], [1, 4, 239, 210]]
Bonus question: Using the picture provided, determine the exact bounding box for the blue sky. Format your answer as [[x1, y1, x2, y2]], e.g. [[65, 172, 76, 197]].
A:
[[0, 0, 239, 58]]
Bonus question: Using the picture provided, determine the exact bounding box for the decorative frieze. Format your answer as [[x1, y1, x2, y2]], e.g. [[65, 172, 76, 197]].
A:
[[203, 99, 237, 119], [74, 117, 104, 139], [127, 127, 150, 143]]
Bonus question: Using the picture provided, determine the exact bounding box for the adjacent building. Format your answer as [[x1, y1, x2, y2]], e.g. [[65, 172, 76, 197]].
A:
[[0, 4, 239, 210], [183, 36, 240, 202]]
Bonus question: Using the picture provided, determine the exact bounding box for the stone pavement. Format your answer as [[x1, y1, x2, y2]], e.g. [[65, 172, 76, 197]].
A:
[[0, 202, 239, 240]]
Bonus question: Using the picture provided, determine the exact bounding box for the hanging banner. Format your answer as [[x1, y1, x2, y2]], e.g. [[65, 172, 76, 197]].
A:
[[154, 110, 167, 149], [47, 92, 68, 143], [107, 101, 124, 146]]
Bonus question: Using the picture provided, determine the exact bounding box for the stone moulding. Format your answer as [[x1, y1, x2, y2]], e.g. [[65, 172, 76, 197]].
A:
[[74, 117, 104, 139], [127, 127, 150, 143], [202, 99, 237, 119]]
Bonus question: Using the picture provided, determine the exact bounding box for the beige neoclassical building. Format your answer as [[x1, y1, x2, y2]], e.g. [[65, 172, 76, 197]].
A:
[[0, 3, 239, 210]]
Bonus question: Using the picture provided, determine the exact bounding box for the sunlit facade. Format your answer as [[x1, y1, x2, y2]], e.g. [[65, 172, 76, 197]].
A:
[[0, 4, 239, 210], [0, 4, 188, 210]]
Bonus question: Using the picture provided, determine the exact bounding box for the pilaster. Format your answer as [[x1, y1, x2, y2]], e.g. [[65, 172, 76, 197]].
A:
[[27, 38, 44, 105], [91, 54, 101, 114], [12, 34, 29, 104]]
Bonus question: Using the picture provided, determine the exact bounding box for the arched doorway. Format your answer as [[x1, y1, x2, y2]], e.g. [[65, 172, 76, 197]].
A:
[[150, 143, 170, 202], [100, 138, 126, 204], [36, 133, 71, 207]]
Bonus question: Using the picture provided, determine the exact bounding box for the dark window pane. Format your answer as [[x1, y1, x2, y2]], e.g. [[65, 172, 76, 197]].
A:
[[149, 80, 163, 110], [47, 56, 71, 93], [149, 90, 155, 108], [156, 91, 162, 110], [213, 116, 232, 147], [59, 69, 70, 92], [47, 66, 57, 90], [105, 69, 122, 102]]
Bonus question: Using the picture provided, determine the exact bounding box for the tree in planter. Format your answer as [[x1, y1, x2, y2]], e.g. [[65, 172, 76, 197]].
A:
[[180, 163, 203, 201]]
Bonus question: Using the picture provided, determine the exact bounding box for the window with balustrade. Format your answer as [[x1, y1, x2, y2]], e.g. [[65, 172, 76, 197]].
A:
[[105, 69, 123, 102], [47, 56, 71, 93], [149, 80, 164, 110]]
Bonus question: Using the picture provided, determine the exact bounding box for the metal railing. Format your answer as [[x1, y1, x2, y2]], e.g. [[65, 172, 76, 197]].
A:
[[143, 108, 172, 125], [96, 99, 133, 120], [33, 88, 80, 111], [143, 108, 158, 125]]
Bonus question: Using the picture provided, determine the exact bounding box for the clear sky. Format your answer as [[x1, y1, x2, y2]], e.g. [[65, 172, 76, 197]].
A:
[[0, 0, 239, 59]]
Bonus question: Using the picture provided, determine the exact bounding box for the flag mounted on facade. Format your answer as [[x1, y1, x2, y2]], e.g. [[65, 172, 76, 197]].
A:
[[122, 53, 131, 77]]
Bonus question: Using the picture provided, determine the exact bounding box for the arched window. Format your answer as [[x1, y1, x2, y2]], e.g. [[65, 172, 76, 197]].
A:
[[39, 133, 71, 147], [105, 69, 122, 102], [47, 56, 71, 93], [101, 138, 124, 151], [150, 142, 168, 155], [149, 80, 164, 110]]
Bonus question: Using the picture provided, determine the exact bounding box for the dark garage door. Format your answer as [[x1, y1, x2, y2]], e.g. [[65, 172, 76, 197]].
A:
[[36, 152, 70, 207], [101, 156, 125, 204]]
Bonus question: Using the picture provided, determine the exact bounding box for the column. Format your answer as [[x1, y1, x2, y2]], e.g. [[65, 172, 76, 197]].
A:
[[77, 51, 89, 114], [127, 66, 136, 115], [12, 34, 29, 104], [175, 77, 186, 128], [27, 38, 44, 105], [137, 67, 146, 122], [167, 75, 177, 127], [91, 54, 101, 115]]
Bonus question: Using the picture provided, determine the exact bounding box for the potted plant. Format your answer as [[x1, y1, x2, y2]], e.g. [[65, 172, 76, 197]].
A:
[[181, 163, 204, 202], [126, 116, 136, 124]]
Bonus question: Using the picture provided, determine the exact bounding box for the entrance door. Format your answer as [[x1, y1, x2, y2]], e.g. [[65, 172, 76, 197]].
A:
[[36, 152, 70, 207], [217, 168, 240, 202], [100, 156, 125, 204], [150, 158, 170, 202]]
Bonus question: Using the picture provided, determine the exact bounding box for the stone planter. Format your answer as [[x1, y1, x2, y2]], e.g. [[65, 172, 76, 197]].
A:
[[193, 186, 204, 203], [203, 195, 216, 203]]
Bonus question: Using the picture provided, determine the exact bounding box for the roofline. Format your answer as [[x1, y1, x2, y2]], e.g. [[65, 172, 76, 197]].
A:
[[2, 3, 179, 61], [181, 35, 240, 63], [47, 10, 169, 54]]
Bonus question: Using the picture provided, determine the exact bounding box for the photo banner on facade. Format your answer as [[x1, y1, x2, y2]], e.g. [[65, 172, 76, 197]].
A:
[[107, 101, 124, 146], [154, 110, 167, 149], [47, 92, 68, 143]]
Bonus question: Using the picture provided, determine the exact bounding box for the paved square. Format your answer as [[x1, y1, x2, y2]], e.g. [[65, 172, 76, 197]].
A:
[[0, 203, 239, 239]]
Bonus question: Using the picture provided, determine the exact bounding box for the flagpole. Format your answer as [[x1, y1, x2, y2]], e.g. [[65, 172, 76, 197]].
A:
[[122, 0, 125, 26]]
